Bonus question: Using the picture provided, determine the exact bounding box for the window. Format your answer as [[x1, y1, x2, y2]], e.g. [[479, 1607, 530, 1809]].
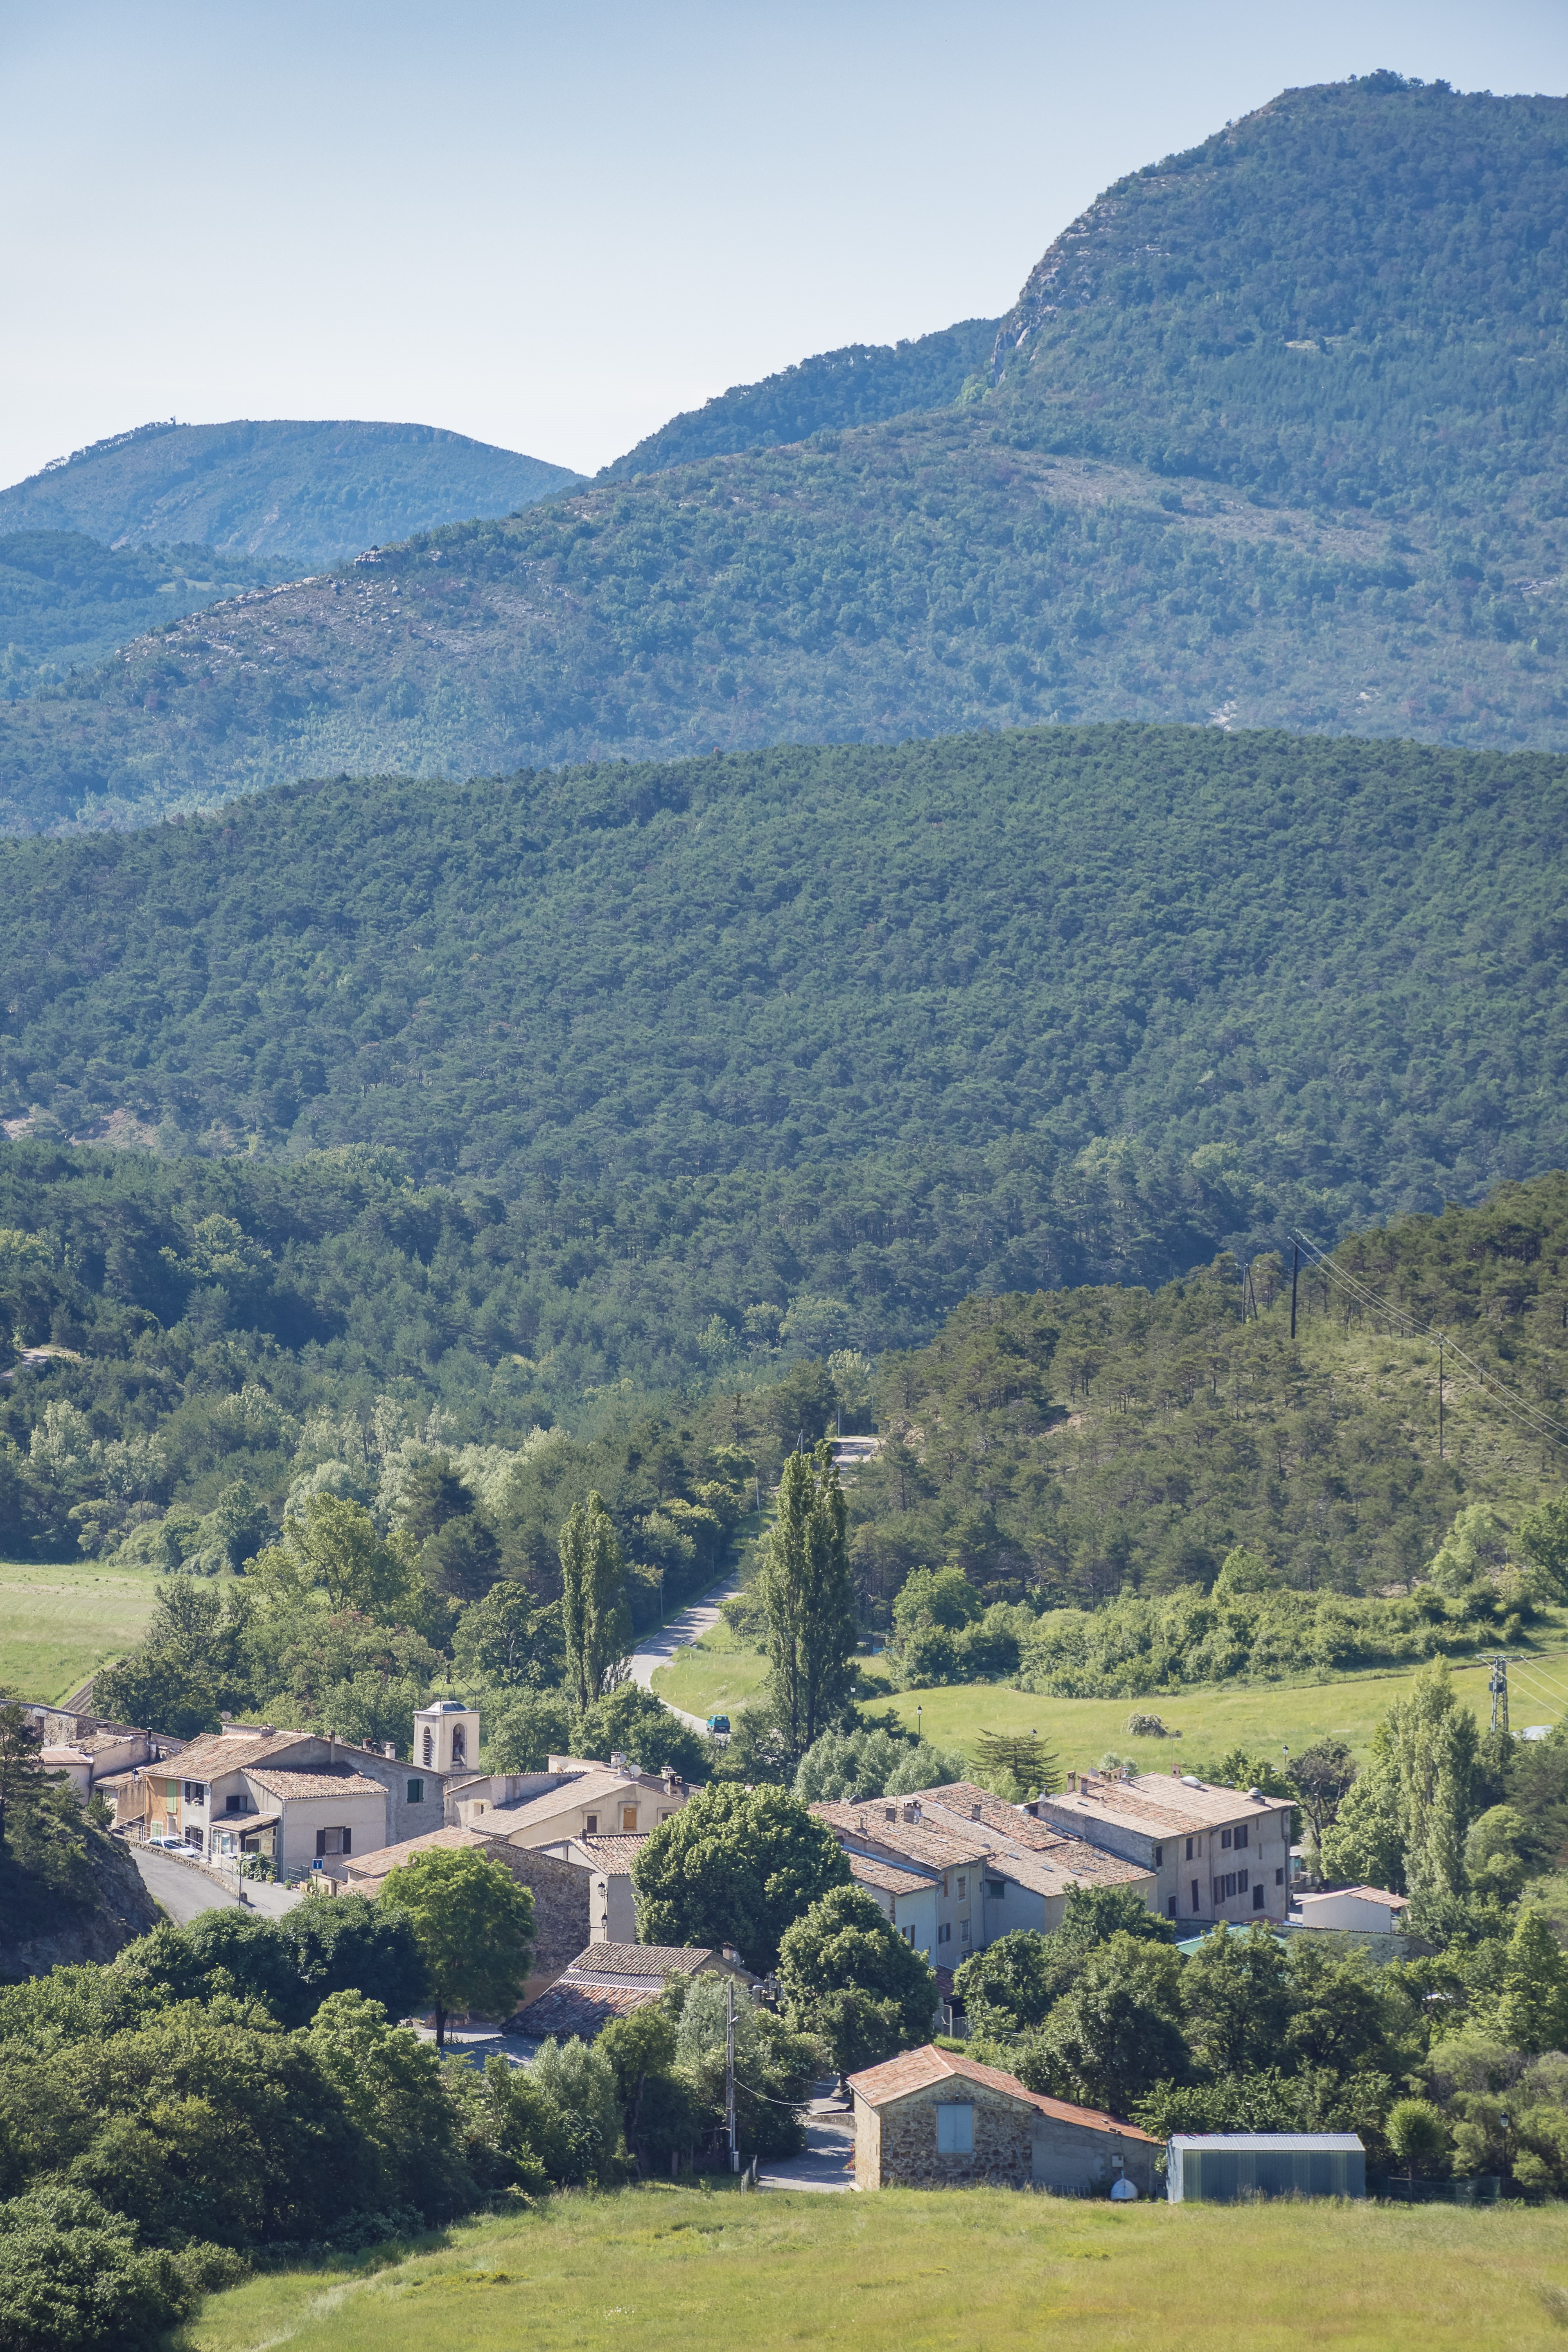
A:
[[225, 1794, 246, 1813], [1275, 1867, 1285, 1886], [422, 1728, 433, 1766], [315, 1827, 352, 1857], [1191, 1879, 1199, 1912], [182, 1781, 205, 1806], [1153, 1844, 1164, 1866], [451, 1727, 467, 1766], [984, 1878, 1006, 1899], [938, 1922, 952, 1944], [1213, 1872, 1241, 1902], [406, 1779, 425, 1805], [1233, 1822, 1249, 1851], [960, 1919, 972, 1946], [1221, 1827, 1232, 1850], [1253, 1884, 1266, 1911], [1184, 1836, 1193, 1861], [585, 1813, 599, 1834], [957, 1875, 967, 1900], [1166, 1895, 1177, 1919], [621, 1805, 638, 1831], [903, 1926, 915, 1944], [935, 2103, 974, 2154], [1237, 1871, 1248, 1893]]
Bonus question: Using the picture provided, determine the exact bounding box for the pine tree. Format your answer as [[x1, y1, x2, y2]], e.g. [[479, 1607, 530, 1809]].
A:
[[559, 1491, 631, 1713], [758, 1442, 855, 1756], [1498, 1910, 1568, 2056]]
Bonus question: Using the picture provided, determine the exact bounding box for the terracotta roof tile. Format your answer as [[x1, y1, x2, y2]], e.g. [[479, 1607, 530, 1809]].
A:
[[1038, 1772, 1293, 1840], [811, 1798, 990, 1869], [513, 1981, 661, 2039], [341, 1825, 484, 1882], [562, 1943, 722, 1978], [162, 1729, 316, 1781], [574, 1834, 652, 1868], [849, 1853, 939, 1897], [245, 1766, 387, 1801]]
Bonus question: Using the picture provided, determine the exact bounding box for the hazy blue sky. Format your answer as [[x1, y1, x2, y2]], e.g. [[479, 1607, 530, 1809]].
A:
[[2, 1, 1566, 485]]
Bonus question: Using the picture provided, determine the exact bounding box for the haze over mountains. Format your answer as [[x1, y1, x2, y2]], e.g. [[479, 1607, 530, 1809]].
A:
[[2, 72, 1566, 832]]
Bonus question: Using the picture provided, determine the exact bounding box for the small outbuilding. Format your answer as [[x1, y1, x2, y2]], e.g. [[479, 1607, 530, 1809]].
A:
[[1167, 2133, 1366, 2203], [848, 2045, 1160, 2197], [1292, 1887, 1408, 1936]]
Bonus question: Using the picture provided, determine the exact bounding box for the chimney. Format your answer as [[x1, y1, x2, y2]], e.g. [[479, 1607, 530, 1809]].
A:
[[329, 1733, 337, 1765], [884, 1803, 897, 1822], [384, 1741, 397, 1759], [970, 1803, 981, 1821], [1067, 1770, 1077, 1791]]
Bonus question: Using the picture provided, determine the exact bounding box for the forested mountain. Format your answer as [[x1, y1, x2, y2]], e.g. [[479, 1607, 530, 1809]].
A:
[[0, 417, 578, 566], [0, 532, 296, 695], [2, 725, 1565, 1349], [599, 318, 998, 478], [4, 75, 1568, 830]]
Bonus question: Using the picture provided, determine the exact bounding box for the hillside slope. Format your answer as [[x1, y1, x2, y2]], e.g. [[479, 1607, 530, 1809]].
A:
[[0, 532, 296, 693], [0, 417, 579, 564], [600, 316, 997, 478], [4, 77, 1568, 829], [2, 725, 1565, 1349]]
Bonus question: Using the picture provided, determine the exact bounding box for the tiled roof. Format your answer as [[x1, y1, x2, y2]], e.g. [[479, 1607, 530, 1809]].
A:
[[246, 1766, 387, 1801], [915, 1785, 1155, 1887], [163, 1728, 316, 1781], [849, 1853, 939, 1897], [563, 1943, 721, 1978], [811, 1798, 990, 1870], [1038, 1772, 1292, 1840], [574, 1834, 651, 1869], [846, 2043, 1160, 2143], [513, 1980, 661, 2040], [341, 1825, 484, 1882], [481, 1769, 638, 1833], [1313, 1885, 1409, 1910]]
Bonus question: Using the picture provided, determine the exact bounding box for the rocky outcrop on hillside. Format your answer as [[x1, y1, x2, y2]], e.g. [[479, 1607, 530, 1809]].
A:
[[0, 1817, 159, 1982]]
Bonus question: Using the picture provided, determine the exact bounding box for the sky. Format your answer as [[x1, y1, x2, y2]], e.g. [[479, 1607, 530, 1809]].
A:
[[2, 0, 1567, 487]]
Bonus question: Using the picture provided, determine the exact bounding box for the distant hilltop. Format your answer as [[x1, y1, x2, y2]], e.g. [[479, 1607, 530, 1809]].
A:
[[0, 417, 580, 567]]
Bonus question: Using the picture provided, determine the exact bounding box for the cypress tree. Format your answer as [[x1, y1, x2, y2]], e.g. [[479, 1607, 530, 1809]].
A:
[[1498, 1909, 1568, 2055], [758, 1441, 855, 1756]]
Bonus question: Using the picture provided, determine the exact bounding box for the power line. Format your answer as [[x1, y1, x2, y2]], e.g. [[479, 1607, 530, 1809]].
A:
[[1290, 1231, 1568, 1454]]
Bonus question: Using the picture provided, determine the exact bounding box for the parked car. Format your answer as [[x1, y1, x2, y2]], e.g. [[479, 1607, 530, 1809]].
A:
[[706, 1714, 731, 1739]]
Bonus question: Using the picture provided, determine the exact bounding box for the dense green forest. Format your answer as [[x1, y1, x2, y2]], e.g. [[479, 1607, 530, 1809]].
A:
[[599, 318, 998, 479], [5, 77, 1568, 827], [848, 1171, 1568, 1652], [0, 418, 578, 568], [0, 533, 296, 697], [2, 728, 1564, 1323]]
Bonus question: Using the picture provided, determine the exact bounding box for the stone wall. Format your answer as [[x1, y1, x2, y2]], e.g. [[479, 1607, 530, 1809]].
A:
[[870, 2078, 1034, 2190], [484, 1842, 590, 2002]]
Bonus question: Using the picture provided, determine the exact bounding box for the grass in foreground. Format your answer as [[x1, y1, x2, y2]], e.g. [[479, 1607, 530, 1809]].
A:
[[177, 2184, 1568, 2352], [0, 1556, 162, 1702], [654, 1635, 1568, 1767]]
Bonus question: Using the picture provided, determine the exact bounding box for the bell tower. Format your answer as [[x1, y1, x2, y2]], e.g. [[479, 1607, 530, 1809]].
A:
[[412, 1698, 481, 1774]]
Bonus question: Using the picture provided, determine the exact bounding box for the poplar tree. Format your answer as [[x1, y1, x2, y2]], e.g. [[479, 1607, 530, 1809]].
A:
[[758, 1441, 855, 1755], [559, 1490, 631, 1712]]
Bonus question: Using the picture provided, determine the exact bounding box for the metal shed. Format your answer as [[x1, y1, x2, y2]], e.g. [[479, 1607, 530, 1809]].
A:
[[1166, 2133, 1365, 2203]]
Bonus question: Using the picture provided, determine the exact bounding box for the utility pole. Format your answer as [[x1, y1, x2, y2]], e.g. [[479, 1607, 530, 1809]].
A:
[[1489, 1655, 1509, 1739], [1290, 1242, 1300, 1342], [726, 1976, 739, 2173]]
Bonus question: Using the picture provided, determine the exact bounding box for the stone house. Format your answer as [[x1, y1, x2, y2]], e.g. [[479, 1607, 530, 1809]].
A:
[[530, 1830, 651, 1944], [1031, 1768, 1295, 1928], [849, 2045, 1160, 2196], [341, 1822, 593, 2004], [513, 1942, 759, 2043]]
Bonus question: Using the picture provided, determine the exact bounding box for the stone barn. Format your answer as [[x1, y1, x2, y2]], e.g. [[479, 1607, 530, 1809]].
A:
[[848, 2045, 1160, 2198]]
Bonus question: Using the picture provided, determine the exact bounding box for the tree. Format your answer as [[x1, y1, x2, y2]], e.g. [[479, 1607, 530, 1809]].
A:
[[0, 1694, 62, 1846], [378, 1847, 535, 2048], [632, 1782, 851, 1970], [595, 2004, 705, 2174], [778, 1885, 936, 2077], [671, 1969, 821, 2158], [559, 1491, 632, 1713], [399, 1455, 477, 1548], [422, 1512, 501, 1603], [281, 1890, 430, 2022], [93, 1581, 240, 1739], [1056, 1883, 1176, 1950], [1321, 1662, 1477, 1898], [1180, 1923, 1293, 2078], [1290, 1737, 1358, 1867], [253, 1495, 415, 1621], [756, 1442, 856, 1755], [452, 1579, 537, 1688], [481, 1686, 573, 1771], [573, 1682, 708, 1779], [207, 1478, 269, 1574], [952, 1929, 1066, 2038], [1386, 2097, 1449, 2182], [973, 1728, 1061, 1800], [1464, 1804, 1530, 1901], [1518, 1492, 1568, 1603], [1497, 1909, 1568, 2056], [1020, 1933, 1190, 2115]]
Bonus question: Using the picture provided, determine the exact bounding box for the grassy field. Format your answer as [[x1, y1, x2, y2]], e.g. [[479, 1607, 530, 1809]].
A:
[[0, 1556, 162, 1703], [177, 2184, 1568, 2352], [653, 1629, 1568, 1769]]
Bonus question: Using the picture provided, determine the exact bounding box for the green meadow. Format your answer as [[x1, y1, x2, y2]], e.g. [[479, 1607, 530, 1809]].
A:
[[0, 1556, 162, 1703], [178, 2184, 1568, 2352], [653, 1630, 1568, 1769]]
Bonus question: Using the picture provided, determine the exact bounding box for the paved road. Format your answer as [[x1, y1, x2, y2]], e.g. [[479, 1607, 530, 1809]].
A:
[[756, 2095, 856, 2192], [129, 1844, 304, 1922], [627, 1575, 739, 1732]]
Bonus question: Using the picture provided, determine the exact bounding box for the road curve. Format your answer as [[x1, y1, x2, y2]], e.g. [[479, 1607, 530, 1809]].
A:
[[627, 1576, 739, 1733]]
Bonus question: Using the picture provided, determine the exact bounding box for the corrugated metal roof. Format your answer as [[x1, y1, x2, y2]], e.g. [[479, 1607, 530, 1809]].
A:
[[1169, 2134, 1364, 2151]]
